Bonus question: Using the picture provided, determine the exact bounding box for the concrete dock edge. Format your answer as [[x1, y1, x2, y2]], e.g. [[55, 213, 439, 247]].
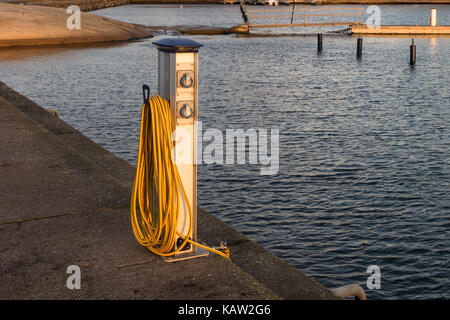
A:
[[0, 81, 337, 299]]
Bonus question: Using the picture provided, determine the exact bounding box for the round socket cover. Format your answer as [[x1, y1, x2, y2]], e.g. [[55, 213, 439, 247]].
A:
[[180, 103, 194, 119]]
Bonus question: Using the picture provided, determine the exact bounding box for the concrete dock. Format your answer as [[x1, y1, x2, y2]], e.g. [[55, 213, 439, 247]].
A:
[[0, 81, 337, 299], [350, 25, 450, 36]]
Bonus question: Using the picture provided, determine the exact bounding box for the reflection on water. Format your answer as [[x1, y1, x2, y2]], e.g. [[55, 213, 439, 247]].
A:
[[0, 4, 449, 299], [0, 42, 130, 62], [429, 37, 438, 52]]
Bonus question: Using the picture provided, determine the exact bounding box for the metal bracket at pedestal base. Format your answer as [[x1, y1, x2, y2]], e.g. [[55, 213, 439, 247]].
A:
[[162, 247, 209, 263]]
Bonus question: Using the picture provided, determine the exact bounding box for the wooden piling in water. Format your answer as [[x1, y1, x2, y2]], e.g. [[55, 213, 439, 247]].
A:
[[317, 30, 323, 53], [356, 36, 363, 58], [410, 38, 416, 65]]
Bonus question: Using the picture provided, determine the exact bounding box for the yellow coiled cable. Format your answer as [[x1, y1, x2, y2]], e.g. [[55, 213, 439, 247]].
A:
[[130, 95, 230, 261]]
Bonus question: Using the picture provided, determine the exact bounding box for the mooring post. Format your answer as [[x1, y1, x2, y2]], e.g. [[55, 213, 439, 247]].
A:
[[430, 8, 437, 27], [410, 38, 416, 66], [356, 35, 363, 59], [317, 28, 323, 53]]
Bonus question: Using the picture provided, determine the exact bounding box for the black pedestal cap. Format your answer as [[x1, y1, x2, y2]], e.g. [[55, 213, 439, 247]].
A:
[[152, 38, 203, 53]]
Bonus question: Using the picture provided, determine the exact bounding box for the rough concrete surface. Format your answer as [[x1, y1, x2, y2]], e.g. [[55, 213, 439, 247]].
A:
[[0, 81, 337, 299]]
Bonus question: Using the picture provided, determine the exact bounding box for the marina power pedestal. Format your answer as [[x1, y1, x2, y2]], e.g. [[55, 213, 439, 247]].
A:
[[152, 38, 205, 262]]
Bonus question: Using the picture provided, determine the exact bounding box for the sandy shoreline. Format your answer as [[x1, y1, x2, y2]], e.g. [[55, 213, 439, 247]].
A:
[[0, 3, 152, 47]]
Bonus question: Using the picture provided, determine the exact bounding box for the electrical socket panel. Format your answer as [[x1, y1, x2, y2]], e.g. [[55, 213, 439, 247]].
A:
[[175, 62, 195, 125]]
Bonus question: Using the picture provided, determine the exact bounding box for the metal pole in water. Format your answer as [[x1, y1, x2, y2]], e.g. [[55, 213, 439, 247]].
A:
[[239, 0, 248, 24], [356, 35, 363, 59], [317, 28, 323, 53], [291, 0, 295, 24], [410, 38, 416, 65]]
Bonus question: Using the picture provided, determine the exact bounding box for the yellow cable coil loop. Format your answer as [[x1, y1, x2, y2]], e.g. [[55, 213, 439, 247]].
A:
[[131, 96, 230, 261]]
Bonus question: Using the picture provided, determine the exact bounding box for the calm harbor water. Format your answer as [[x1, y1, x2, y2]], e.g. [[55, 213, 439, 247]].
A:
[[1, 5, 449, 299]]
